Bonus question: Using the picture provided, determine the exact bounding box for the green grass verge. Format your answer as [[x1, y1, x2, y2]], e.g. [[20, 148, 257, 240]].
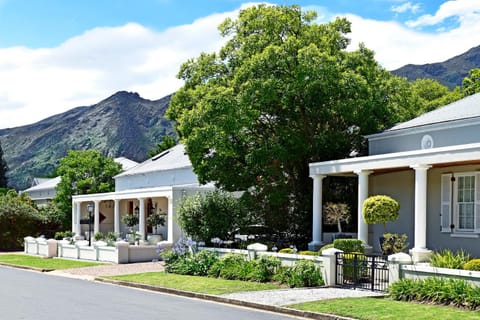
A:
[[0, 254, 105, 270], [290, 297, 480, 320], [107, 272, 283, 295]]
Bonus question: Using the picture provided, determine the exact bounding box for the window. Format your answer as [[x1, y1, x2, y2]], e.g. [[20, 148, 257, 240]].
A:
[[441, 172, 480, 234]]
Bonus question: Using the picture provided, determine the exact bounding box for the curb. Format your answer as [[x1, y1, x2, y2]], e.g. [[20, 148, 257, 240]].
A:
[[95, 277, 356, 320], [0, 262, 53, 273]]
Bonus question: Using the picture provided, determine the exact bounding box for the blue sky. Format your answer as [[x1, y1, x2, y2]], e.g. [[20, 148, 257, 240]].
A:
[[0, 0, 479, 129]]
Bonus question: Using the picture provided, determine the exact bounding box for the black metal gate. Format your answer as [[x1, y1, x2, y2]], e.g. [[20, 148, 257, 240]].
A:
[[335, 252, 389, 291]]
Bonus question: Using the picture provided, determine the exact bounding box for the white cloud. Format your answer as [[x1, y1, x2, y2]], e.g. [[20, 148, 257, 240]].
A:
[[406, 0, 480, 27], [1, 1, 480, 129], [391, 2, 421, 14], [0, 10, 235, 129], [345, 11, 480, 70]]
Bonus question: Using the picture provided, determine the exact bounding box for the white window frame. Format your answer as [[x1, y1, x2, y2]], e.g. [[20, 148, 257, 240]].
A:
[[454, 173, 476, 232], [441, 172, 480, 237]]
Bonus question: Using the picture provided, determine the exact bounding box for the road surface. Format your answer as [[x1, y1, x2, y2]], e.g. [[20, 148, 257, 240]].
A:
[[0, 266, 300, 320]]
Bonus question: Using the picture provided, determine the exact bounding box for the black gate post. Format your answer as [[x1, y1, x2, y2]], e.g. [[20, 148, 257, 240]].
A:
[[370, 255, 376, 291]]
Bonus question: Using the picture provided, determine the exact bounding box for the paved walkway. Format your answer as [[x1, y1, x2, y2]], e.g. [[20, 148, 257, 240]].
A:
[[49, 261, 165, 280]]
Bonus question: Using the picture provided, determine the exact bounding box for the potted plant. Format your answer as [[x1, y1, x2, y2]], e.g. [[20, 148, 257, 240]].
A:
[[362, 195, 400, 254], [323, 202, 351, 240], [147, 211, 166, 244], [122, 213, 139, 244]]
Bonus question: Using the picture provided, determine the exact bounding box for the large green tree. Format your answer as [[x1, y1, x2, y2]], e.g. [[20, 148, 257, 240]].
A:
[[462, 68, 480, 96], [54, 150, 122, 226], [167, 5, 418, 246], [0, 140, 8, 188], [0, 190, 40, 250], [410, 78, 463, 114]]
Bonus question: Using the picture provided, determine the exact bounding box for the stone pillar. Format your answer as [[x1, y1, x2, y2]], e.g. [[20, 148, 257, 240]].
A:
[[94, 200, 100, 234], [114, 199, 120, 234], [410, 164, 432, 262], [355, 170, 373, 246], [309, 174, 325, 251], [138, 198, 146, 240]]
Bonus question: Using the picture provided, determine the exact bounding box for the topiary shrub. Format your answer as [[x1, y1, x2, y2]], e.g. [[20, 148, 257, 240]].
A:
[[362, 195, 400, 232], [464, 259, 480, 271], [333, 239, 364, 253]]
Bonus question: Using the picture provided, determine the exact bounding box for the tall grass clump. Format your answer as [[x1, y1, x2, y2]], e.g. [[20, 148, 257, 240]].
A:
[[429, 249, 470, 269]]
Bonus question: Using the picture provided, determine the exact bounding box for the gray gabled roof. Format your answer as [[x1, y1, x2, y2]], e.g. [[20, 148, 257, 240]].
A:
[[387, 92, 480, 132], [115, 144, 191, 178]]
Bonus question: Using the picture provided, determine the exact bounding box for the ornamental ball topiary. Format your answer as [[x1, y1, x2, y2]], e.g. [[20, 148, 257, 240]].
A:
[[362, 195, 400, 231]]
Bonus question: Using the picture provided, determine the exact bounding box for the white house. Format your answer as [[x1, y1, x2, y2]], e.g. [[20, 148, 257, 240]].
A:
[[309, 92, 480, 262], [71, 144, 215, 244], [22, 157, 138, 206]]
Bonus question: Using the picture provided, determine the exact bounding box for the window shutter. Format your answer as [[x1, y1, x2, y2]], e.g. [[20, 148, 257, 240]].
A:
[[440, 173, 452, 232], [476, 173, 480, 232]]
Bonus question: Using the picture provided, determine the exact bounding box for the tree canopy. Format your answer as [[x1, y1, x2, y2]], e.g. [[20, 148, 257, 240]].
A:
[[147, 135, 177, 158], [54, 150, 122, 226], [462, 68, 480, 96], [0, 141, 8, 188], [167, 5, 419, 246]]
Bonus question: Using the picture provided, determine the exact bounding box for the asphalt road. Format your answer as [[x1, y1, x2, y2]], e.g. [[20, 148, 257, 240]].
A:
[[0, 266, 300, 320]]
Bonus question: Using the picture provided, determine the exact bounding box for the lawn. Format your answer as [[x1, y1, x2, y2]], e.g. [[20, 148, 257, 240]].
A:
[[290, 297, 480, 320], [0, 254, 105, 270], [107, 272, 283, 295]]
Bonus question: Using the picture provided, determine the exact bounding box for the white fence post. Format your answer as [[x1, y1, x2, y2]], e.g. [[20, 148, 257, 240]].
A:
[[388, 253, 413, 286], [321, 248, 343, 287]]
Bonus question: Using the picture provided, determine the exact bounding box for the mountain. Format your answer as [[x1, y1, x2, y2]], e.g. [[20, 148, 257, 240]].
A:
[[391, 45, 480, 89], [0, 91, 174, 190]]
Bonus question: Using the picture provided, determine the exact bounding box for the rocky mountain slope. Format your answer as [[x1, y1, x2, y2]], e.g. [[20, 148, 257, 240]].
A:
[[0, 91, 173, 190], [391, 45, 480, 89]]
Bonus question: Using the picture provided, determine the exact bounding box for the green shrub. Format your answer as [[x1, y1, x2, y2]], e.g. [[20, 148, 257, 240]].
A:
[[341, 253, 368, 281], [167, 250, 219, 276], [54, 231, 74, 240], [318, 243, 334, 255], [381, 233, 408, 255], [106, 232, 119, 245], [247, 256, 281, 282], [430, 249, 470, 269], [276, 260, 323, 288], [388, 278, 419, 301], [177, 190, 245, 244], [362, 195, 399, 228], [389, 277, 480, 310], [464, 259, 480, 271], [333, 239, 364, 253], [94, 232, 104, 241], [208, 254, 250, 280], [0, 192, 42, 250], [279, 248, 294, 254], [298, 250, 317, 256]]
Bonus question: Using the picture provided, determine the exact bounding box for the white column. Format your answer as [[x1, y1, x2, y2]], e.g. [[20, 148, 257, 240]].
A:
[[75, 202, 81, 236], [167, 196, 174, 243], [138, 198, 146, 240], [114, 199, 120, 234], [355, 170, 373, 245], [308, 174, 325, 250], [410, 164, 431, 251], [71, 203, 76, 234], [94, 200, 100, 234]]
